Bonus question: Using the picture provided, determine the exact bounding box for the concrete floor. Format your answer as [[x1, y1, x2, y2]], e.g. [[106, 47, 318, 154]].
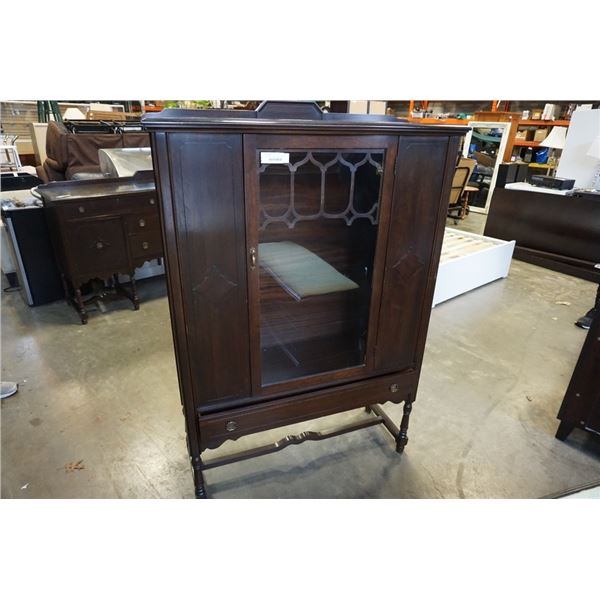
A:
[[2, 213, 599, 498]]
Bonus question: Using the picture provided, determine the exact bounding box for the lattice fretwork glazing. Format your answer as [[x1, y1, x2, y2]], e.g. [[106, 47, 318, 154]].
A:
[[259, 151, 384, 231]]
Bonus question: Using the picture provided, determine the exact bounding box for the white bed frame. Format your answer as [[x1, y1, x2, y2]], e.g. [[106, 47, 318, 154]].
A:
[[432, 228, 515, 307]]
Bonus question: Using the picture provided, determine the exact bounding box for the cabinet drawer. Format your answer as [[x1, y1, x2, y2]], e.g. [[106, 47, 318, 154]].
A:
[[124, 212, 160, 234], [197, 370, 417, 451], [60, 197, 120, 219], [126, 194, 158, 212], [128, 231, 163, 259]]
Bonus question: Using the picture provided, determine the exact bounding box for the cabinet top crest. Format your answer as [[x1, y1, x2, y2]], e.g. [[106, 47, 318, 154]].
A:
[[142, 101, 469, 136]]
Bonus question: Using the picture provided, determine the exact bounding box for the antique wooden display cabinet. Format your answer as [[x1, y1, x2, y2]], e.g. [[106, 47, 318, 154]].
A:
[[144, 101, 466, 497]]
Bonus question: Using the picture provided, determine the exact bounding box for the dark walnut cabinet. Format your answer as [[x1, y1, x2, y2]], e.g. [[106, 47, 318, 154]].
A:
[[39, 172, 162, 323], [144, 102, 466, 498]]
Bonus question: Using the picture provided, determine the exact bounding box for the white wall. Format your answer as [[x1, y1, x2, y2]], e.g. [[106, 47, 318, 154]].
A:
[[556, 108, 600, 188]]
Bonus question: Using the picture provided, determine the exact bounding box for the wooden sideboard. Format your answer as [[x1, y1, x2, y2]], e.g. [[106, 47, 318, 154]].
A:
[[38, 171, 162, 323], [484, 186, 600, 283], [144, 101, 467, 497]]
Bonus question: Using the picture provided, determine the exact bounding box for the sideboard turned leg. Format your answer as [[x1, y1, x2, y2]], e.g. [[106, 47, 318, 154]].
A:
[[396, 398, 413, 454], [60, 274, 70, 301], [74, 287, 88, 325], [192, 456, 207, 499], [130, 275, 140, 310], [555, 421, 575, 442]]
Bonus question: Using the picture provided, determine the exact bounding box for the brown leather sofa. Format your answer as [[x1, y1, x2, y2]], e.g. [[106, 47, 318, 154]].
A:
[[37, 121, 149, 182]]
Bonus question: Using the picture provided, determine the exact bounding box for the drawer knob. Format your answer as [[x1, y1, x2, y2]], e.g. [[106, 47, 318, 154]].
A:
[[226, 420, 237, 432], [96, 241, 104, 250], [78, 206, 85, 213], [389, 383, 400, 393], [149, 198, 155, 205], [139, 218, 146, 227], [142, 241, 149, 250]]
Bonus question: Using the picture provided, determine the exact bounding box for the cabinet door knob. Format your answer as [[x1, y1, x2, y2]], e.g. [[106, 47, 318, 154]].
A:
[[249, 247, 257, 269], [226, 420, 237, 432], [139, 218, 146, 227], [96, 241, 104, 250], [142, 241, 149, 250]]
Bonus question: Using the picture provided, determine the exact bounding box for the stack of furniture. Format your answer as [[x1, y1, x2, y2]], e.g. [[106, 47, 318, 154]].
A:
[[37, 121, 149, 182], [143, 100, 466, 498]]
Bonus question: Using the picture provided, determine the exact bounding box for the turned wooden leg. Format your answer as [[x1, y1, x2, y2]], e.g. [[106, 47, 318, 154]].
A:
[[130, 274, 140, 310], [396, 398, 413, 454], [74, 287, 88, 325], [460, 197, 467, 220], [555, 421, 575, 442], [192, 456, 207, 499], [60, 274, 70, 301]]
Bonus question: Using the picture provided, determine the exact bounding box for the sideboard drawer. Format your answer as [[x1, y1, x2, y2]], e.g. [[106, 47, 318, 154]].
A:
[[128, 231, 163, 260], [126, 194, 158, 212], [60, 197, 121, 219], [124, 212, 160, 234]]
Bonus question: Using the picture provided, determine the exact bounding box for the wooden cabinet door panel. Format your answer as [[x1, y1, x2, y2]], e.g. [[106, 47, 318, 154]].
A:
[[64, 216, 129, 276], [167, 133, 251, 407], [244, 134, 398, 396], [374, 135, 456, 373]]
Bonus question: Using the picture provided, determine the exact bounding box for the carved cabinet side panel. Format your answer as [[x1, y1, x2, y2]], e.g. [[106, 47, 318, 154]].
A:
[[168, 133, 251, 406], [374, 135, 451, 373]]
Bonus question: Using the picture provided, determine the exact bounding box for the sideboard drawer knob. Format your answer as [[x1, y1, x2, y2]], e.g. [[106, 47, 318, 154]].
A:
[[78, 206, 85, 213], [96, 241, 104, 250], [226, 421, 237, 432], [142, 241, 149, 250], [139, 218, 146, 227], [389, 383, 400, 393], [149, 198, 155, 205]]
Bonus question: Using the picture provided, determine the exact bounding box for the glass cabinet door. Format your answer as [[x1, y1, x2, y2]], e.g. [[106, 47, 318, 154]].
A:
[[246, 137, 396, 391]]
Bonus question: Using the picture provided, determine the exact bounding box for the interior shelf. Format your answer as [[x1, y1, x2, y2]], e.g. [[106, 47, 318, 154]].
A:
[[261, 331, 364, 385], [259, 241, 358, 301]]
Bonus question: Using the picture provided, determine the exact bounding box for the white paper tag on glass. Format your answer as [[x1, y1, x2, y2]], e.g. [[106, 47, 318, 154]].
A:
[[261, 152, 290, 164]]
